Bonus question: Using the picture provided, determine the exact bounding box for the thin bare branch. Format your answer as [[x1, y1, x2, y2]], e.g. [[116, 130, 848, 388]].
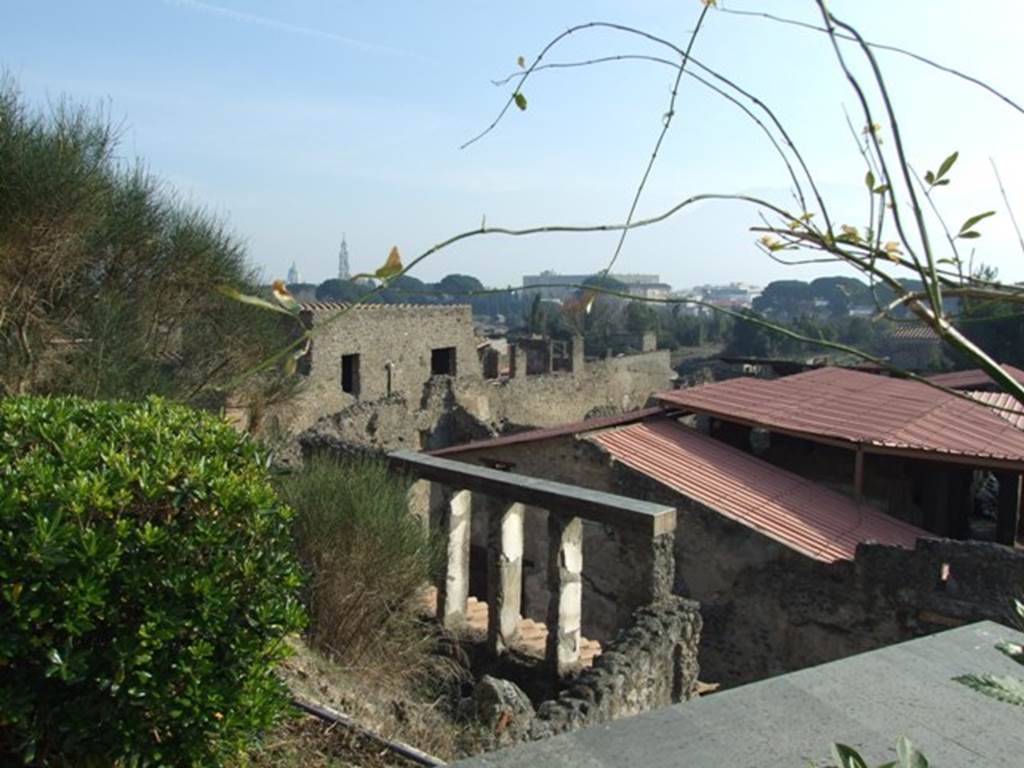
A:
[[719, 6, 1024, 117], [991, 157, 1024, 258], [600, 3, 713, 277]]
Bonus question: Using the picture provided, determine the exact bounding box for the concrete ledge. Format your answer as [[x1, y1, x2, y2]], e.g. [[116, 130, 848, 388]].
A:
[[389, 449, 676, 536]]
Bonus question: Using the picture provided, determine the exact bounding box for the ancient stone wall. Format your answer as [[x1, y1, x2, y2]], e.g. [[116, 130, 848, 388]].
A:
[[296, 349, 674, 458], [280, 303, 479, 436], [471, 596, 702, 748], [453, 350, 673, 429]]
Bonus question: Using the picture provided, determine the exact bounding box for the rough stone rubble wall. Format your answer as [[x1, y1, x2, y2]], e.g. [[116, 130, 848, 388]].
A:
[[473, 596, 702, 748]]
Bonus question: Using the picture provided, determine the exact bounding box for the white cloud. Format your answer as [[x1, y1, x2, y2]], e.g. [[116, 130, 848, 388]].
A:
[[164, 0, 432, 62]]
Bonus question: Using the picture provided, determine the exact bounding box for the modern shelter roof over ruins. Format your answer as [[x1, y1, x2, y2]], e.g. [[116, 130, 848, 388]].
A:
[[925, 364, 1024, 391], [657, 367, 1024, 469], [588, 420, 927, 562], [430, 407, 665, 457]]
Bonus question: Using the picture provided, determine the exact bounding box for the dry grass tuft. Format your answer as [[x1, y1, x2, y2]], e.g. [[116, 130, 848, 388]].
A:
[[265, 456, 487, 764]]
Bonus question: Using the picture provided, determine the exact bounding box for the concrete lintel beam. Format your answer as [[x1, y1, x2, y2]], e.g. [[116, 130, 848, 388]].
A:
[[390, 449, 676, 537]]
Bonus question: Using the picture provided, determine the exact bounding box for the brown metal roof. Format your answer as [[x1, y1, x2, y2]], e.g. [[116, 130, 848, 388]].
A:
[[430, 407, 666, 456], [656, 367, 1024, 469], [588, 420, 929, 562], [926, 364, 1024, 391], [969, 390, 1024, 431], [300, 301, 472, 312]]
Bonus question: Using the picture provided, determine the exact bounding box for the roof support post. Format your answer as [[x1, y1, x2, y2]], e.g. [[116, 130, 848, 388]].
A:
[[546, 512, 583, 676], [486, 499, 524, 655], [996, 471, 1022, 547], [854, 447, 865, 502], [437, 488, 471, 628]]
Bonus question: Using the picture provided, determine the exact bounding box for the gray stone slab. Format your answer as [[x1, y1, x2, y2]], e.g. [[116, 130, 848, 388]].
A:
[[390, 449, 676, 535], [454, 621, 1024, 767]]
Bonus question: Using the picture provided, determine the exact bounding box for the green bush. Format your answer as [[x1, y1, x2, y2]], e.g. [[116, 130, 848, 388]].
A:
[[277, 455, 439, 665], [0, 396, 305, 766]]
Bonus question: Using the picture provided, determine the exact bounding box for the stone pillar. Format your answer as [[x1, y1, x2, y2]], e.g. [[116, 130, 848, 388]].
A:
[[508, 343, 518, 379], [641, 330, 657, 352], [486, 500, 525, 655], [996, 471, 1022, 546], [438, 489, 471, 628], [617, 524, 676, 614], [571, 334, 585, 374], [546, 512, 583, 675]]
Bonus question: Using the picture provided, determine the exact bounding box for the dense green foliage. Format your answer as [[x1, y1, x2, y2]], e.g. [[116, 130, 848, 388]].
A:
[[276, 455, 439, 665], [0, 75, 288, 401], [0, 397, 305, 766]]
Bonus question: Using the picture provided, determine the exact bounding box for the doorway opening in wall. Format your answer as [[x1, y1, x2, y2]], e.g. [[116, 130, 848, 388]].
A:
[[341, 353, 361, 396], [431, 347, 457, 377]]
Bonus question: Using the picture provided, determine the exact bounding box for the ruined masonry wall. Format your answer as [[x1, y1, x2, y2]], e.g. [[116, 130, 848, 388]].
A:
[[454, 350, 673, 428], [474, 596, 702, 749], [280, 304, 479, 437]]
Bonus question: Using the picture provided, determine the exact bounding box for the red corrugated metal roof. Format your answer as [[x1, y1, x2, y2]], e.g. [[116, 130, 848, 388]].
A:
[[926, 364, 1024, 391], [588, 421, 928, 562], [657, 367, 1024, 468], [969, 390, 1024, 430], [429, 407, 666, 456]]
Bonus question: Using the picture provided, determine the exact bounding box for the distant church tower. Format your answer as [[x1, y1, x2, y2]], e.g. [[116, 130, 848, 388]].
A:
[[338, 234, 351, 281], [287, 261, 301, 285]]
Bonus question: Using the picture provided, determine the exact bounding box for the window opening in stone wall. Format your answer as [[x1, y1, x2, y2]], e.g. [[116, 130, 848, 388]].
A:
[[385, 362, 393, 396], [341, 353, 361, 395], [431, 346, 457, 376]]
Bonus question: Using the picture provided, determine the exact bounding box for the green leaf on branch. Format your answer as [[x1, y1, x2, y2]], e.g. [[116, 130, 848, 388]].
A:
[[217, 286, 298, 317], [959, 211, 996, 233], [936, 150, 959, 181], [958, 230, 982, 239], [517, 55, 526, 69], [375, 246, 404, 281], [865, 170, 876, 191], [924, 170, 935, 185], [874, 184, 889, 195], [896, 736, 929, 768], [514, 92, 528, 111], [831, 743, 870, 768]]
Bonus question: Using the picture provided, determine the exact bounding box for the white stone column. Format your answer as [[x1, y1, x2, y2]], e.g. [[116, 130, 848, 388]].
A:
[[487, 500, 525, 655], [546, 512, 583, 675], [438, 488, 471, 628]]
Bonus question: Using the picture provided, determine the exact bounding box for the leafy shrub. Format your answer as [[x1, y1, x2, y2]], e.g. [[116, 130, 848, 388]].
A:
[[0, 73, 292, 402], [277, 455, 439, 665], [0, 396, 305, 766]]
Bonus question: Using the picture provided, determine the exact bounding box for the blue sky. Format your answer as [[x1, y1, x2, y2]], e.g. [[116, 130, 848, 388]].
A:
[[4, 0, 1024, 289]]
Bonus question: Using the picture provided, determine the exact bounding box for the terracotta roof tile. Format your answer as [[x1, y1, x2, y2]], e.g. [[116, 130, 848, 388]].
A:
[[657, 368, 1024, 468], [969, 390, 1024, 430], [926, 365, 1024, 391], [588, 421, 929, 562], [430, 407, 666, 456]]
